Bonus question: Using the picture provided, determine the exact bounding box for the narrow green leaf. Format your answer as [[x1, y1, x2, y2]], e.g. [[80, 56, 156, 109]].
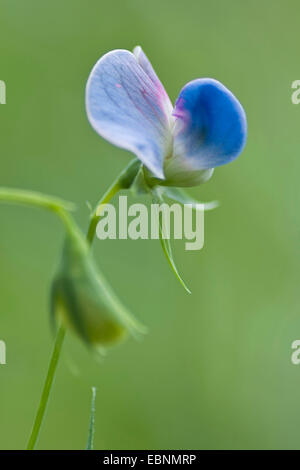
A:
[[159, 223, 191, 294], [86, 387, 97, 450], [153, 191, 191, 294], [163, 187, 219, 211]]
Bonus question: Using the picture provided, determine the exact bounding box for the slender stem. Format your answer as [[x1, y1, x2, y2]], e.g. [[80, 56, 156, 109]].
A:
[[0, 187, 77, 240], [1, 190, 79, 450], [23, 159, 139, 449], [24, 209, 79, 450], [86, 180, 121, 245], [86, 387, 97, 450], [0, 188, 86, 449], [0, 188, 75, 451], [0, 187, 75, 213], [26, 325, 66, 450], [86, 158, 141, 246]]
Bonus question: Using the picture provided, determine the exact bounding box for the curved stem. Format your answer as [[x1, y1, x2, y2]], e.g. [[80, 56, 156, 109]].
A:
[[0, 187, 75, 213], [24, 209, 81, 450], [86, 180, 121, 245], [0, 188, 76, 450], [26, 325, 66, 450], [0, 186, 79, 242], [20, 159, 139, 449], [86, 158, 141, 246]]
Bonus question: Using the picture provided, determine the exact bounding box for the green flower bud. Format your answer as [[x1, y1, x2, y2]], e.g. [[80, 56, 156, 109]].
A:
[[51, 221, 145, 349]]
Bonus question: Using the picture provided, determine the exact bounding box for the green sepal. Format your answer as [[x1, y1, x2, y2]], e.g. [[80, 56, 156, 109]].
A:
[[151, 190, 191, 294], [162, 186, 219, 211], [51, 218, 146, 349], [130, 165, 152, 196], [117, 158, 142, 190]]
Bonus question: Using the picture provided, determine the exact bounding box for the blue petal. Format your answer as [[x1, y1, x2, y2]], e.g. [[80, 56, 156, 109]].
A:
[[86, 49, 173, 179], [165, 79, 247, 181]]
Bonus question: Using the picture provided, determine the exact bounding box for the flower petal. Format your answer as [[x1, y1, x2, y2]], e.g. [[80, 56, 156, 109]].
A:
[[133, 46, 173, 117], [164, 78, 247, 184], [86, 49, 173, 179]]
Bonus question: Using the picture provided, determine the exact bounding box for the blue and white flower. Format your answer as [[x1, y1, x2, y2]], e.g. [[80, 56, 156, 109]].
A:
[[86, 46, 247, 187]]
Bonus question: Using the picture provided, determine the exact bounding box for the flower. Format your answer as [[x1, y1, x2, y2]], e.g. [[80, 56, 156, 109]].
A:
[[86, 46, 247, 187], [51, 221, 145, 349]]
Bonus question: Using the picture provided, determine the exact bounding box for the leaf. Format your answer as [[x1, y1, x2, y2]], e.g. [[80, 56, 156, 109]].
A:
[[163, 187, 219, 211], [130, 165, 151, 196], [152, 191, 191, 294], [86, 387, 97, 450]]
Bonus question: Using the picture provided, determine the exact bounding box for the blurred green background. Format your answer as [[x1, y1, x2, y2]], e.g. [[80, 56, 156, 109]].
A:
[[0, 0, 299, 450]]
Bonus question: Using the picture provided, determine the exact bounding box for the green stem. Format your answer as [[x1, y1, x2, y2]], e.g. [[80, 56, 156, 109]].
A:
[[0, 187, 75, 213], [26, 325, 66, 450], [0, 187, 78, 240], [86, 158, 141, 246], [0, 187, 76, 450], [86, 387, 97, 450], [12, 159, 139, 450], [86, 180, 121, 245], [25, 209, 86, 450]]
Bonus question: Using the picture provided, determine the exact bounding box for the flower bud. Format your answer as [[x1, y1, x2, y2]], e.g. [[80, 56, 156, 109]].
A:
[[51, 223, 145, 348]]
